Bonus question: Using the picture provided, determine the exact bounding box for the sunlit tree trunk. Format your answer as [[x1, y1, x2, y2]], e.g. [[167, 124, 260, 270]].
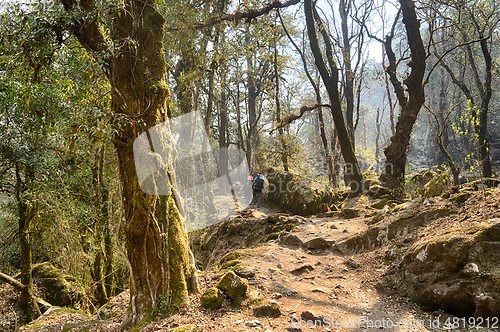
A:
[[380, 0, 426, 195]]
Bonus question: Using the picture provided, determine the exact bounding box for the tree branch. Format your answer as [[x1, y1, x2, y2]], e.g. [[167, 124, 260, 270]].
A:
[[0, 271, 25, 291], [271, 103, 331, 134]]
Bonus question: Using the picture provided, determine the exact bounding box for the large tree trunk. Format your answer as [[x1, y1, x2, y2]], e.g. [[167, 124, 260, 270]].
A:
[[380, 0, 426, 195], [110, 2, 196, 329]]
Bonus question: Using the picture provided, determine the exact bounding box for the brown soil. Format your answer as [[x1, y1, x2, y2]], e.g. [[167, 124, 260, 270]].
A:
[[3, 190, 500, 332]]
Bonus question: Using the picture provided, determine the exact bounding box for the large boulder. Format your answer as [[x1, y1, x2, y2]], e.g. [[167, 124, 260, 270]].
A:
[[390, 220, 500, 318], [266, 168, 337, 216]]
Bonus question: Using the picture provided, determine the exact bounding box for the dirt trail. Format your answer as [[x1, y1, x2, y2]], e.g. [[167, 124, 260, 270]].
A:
[[6, 201, 499, 332]]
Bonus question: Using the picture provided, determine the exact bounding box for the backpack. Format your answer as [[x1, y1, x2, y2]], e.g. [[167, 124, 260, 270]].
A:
[[253, 176, 264, 190]]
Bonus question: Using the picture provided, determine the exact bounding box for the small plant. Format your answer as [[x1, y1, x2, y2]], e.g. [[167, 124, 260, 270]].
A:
[[157, 293, 171, 312]]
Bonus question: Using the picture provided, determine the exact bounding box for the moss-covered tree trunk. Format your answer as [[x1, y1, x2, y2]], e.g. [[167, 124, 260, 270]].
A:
[[380, 0, 426, 195], [61, 0, 196, 329], [16, 165, 41, 323], [111, 2, 196, 329]]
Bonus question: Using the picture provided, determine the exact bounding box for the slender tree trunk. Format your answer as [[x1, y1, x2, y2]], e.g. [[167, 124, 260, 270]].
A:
[[16, 165, 41, 323], [340, 0, 355, 151], [245, 29, 259, 173], [274, 28, 288, 171], [380, 0, 426, 195], [218, 62, 228, 188]]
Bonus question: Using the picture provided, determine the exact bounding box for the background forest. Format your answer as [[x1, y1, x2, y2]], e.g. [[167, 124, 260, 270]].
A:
[[0, 0, 499, 330]]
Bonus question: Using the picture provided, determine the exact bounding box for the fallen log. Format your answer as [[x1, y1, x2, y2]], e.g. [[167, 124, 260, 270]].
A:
[[0, 271, 25, 291]]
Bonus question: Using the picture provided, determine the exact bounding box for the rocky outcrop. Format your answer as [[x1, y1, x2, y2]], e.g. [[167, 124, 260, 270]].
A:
[[388, 220, 500, 318], [334, 203, 456, 255]]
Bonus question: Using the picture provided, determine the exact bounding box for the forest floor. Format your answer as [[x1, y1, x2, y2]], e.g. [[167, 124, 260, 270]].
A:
[[3, 190, 500, 332]]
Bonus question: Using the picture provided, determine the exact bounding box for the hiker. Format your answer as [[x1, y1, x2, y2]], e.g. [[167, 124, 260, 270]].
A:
[[233, 181, 242, 197], [252, 173, 265, 207], [243, 176, 253, 206]]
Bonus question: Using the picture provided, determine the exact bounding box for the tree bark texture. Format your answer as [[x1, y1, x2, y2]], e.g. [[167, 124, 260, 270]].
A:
[[380, 0, 426, 194], [304, 0, 363, 193]]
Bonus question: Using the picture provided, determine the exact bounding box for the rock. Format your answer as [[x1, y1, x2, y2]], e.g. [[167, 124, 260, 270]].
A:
[[279, 233, 304, 247], [267, 213, 288, 224], [388, 220, 500, 318], [311, 288, 327, 293], [371, 198, 389, 209], [368, 184, 392, 198], [171, 324, 198, 332], [266, 168, 337, 216], [410, 169, 437, 188], [304, 237, 331, 250], [318, 202, 329, 213], [271, 293, 282, 299], [201, 287, 223, 309], [268, 281, 298, 296], [334, 205, 456, 255], [234, 268, 255, 279], [343, 258, 360, 269], [32, 262, 86, 309], [216, 271, 248, 300], [449, 191, 473, 203], [245, 320, 261, 327], [300, 310, 327, 325], [219, 250, 243, 264], [286, 325, 303, 332], [423, 173, 449, 197], [290, 264, 315, 275], [253, 301, 281, 318], [329, 224, 338, 229], [341, 208, 360, 219], [220, 259, 243, 270]]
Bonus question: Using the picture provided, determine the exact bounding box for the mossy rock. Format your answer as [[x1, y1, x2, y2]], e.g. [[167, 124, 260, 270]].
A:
[[395, 220, 500, 318], [219, 251, 243, 264], [32, 262, 86, 309], [171, 324, 198, 332], [449, 191, 472, 203], [368, 184, 392, 198], [253, 301, 281, 318], [265, 232, 281, 242], [216, 271, 248, 300], [371, 198, 389, 209], [423, 174, 449, 198], [410, 169, 437, 187], [201, 287, 223, 310], [342, 208, 361, 219], [220, 259, 243, 270]]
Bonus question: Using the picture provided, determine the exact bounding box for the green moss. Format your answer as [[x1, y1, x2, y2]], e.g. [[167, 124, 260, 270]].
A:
[[171, 325, 198, 332], [220, 259, 243, 270], [216, 271, 248, 300], [201, 287, 223, 310]]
